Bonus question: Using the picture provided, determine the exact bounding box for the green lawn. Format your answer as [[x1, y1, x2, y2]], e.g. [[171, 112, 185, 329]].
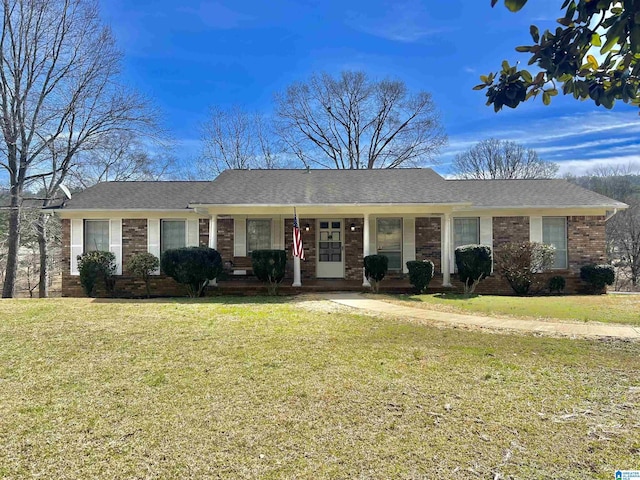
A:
[[0, 298, 638, 479], [385, 293, 640, 326]]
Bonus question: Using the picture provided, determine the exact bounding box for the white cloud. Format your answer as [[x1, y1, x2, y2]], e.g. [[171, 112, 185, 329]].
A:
[[345, 0, 451, 43]]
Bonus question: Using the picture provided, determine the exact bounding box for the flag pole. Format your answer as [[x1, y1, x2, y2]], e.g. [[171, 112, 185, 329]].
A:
[[292, 207, 302, 287]]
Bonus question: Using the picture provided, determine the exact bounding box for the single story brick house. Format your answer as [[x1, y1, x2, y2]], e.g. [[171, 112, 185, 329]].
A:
[[53, 168, 627, 296]]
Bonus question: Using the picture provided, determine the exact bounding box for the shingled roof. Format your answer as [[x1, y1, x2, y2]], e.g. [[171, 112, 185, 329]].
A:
[[447, 179, 627, 208], [59, 181, 212, 210], [57, 168, 627, 210]]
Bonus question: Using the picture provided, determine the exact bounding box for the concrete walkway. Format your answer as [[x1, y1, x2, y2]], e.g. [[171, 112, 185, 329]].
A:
[[322, 293, 640, 341]]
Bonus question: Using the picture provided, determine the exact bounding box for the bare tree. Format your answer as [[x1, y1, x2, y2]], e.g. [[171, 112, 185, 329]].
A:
[[609, 197, 640, 288], [566, 163, 640, 289], [274, 71, 447, 169], [70, 132, 173, 188], [198, 105, 282, 177], [0, 0, 156, 298], [452, 138, 558, 179]]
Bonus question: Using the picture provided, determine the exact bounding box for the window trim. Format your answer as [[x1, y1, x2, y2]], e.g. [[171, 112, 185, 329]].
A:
[[83, 219, 110, 253], [542, 216, 568, 270], [376, 217, 403, 272], [246, 218, 272, 255], [160, 219, 187, 254]]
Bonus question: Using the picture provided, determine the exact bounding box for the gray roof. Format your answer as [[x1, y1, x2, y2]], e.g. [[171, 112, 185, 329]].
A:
[[59, 181, 212, 210], [57, 169, 627, 210], [197, 168, 464, 205], [447, 179, 628, 208]]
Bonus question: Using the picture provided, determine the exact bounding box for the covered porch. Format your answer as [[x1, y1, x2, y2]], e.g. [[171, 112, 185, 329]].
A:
[[190, 204, 468, 289]]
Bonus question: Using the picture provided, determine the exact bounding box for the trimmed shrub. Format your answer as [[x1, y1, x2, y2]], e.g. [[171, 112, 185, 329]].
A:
[[251, 249, 287, 295], [495, 242, 555, 295], [454, 245, 492, 295], [406, 260, 434, 294], [161, 247, 223, 298], [364, 254, 388, 293], [580, 264, 615, 293], [77, 250, 117, 297], [125, 252, 159, 298], [548, 275, 566, 294]]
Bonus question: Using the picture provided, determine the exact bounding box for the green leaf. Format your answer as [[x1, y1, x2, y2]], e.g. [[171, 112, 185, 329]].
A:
[[520, 70, 533, 83], [502, 60, 510, 71], [515, 45, 530, 52], [530, 25, 540, 43], [505, 0, 528, 12], [547, 88, 558, 96], [587, 54, 599, 69], [591, 32, 601, 47], [542, 92, 551, 105], [473, 84, 486, 90]]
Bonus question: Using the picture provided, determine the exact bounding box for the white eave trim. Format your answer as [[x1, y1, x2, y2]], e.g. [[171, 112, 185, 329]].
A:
[[188, 202, 474, 208]]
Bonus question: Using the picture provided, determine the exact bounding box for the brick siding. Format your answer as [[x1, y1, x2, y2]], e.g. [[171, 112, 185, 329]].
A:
[[61, 214, 609, 296], [415, 217, 441, 272]]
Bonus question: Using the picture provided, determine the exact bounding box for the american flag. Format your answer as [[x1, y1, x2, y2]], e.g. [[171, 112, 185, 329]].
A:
[[292, 209, 305, 260]]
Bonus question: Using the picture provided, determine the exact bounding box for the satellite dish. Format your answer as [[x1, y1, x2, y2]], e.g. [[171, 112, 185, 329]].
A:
[[59, 184, 72, 200]]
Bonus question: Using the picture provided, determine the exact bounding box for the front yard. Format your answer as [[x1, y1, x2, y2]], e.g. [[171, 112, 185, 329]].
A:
[[386, 293, 640, 326], [0, 298, 638, 478]]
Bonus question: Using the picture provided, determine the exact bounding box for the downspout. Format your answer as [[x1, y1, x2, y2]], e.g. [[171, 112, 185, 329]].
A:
[[605, 208, 618, 222]]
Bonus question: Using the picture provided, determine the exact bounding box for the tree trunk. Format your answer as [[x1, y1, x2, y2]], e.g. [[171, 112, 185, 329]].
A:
[[2, 196, 21, 298], [37, 214, 49, 298]]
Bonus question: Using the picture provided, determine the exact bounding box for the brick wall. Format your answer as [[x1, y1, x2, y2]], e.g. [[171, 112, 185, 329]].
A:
[[199, 219, 209, 247], [122, 219, 148, 274], [415, 217, 441, 272], [217, 218, 234, 265], [568, 216, 606, 272], [344, 218, 363, 280]]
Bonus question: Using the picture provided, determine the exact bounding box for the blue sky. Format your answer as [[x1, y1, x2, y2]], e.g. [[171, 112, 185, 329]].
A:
[[100, 0, 640, 177]]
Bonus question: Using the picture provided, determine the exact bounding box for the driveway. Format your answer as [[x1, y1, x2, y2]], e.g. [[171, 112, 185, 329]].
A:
[[320, 293, 640, 341]]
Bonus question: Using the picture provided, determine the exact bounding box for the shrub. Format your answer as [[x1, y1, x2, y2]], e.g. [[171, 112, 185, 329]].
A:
[[454, 245, 492, 295], [160, 247, 223, 297], [495, 242, 555, 295], [251, 249, 287, 295], [406, 260, 434, 294], [548, 275, 566, 294], [580, 264, 615, 294], [77, 250, 117, 297], [125, 252, 159, 298], [364, 254, 388, 293]]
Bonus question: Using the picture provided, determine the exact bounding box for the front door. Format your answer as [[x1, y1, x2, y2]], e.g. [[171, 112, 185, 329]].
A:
[[317, 219, 344, 278]]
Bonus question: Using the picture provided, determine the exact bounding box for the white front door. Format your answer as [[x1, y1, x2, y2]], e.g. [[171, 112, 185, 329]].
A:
[[317, 219, 344, 278]]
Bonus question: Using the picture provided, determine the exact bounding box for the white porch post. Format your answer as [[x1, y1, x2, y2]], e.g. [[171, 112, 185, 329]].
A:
[[209, 214, 218, 286], [293, 257, 302, 287], [442, 212, 452, 287], [362, 213, 371, 287], [293, 215, 302, 287]]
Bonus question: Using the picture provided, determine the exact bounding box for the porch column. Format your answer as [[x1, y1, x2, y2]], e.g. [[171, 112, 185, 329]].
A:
[[442, 212, 452, 287], [294, 217, 304, 287], [209, 214, 218, 286], [362, 213, 371, 287], [292, 256, 302, 287]]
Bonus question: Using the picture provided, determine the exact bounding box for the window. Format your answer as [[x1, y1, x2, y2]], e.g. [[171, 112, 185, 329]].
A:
[[543, 217, 567, 269], [247, 219, 271, 253], [377, 218, 402, 270], [84, 220, 109, 252], [454, 218, 480, 248], [161, 220, 186, 253]]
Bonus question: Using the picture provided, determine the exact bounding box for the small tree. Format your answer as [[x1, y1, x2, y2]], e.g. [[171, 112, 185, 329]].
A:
[[454, 245, 492, 295], [161, 247, 223, 298], [364, 254, 389, 293], [251, 250, 287, 295], [406, 260, 435, 294], [77, 251, 117, 297], [580, 264, 615, 294], [125, 252, 159, 298], [495, 242, 555, 295]]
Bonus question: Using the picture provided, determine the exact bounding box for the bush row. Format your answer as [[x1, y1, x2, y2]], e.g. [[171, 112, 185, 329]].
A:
[[78, 244, 616, 298]]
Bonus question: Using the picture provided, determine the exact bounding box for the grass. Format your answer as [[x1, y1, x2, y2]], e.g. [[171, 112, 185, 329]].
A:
[[0, 297, 638, 479], [385, 293, 640, 326]]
